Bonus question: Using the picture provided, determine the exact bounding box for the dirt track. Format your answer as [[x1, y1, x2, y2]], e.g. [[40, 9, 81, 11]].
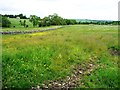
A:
[[30, 56, 100, 90]]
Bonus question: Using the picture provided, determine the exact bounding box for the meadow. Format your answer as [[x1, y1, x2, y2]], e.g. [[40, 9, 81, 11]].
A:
[[2, 25, 119, 89]]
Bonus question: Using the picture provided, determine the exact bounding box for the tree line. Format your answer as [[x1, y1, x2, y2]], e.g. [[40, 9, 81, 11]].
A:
[[1, 13, 120, 28], [2, 14, 27, 19], [29, 13, 77, 27], [78, 21, 120, 25]]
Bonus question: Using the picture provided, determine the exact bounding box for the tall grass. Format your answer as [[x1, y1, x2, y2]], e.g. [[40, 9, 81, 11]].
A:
[[2, 25, 118, 88]]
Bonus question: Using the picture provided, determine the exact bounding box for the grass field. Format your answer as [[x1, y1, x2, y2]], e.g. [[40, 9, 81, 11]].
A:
[[2, 25, 119, 89], [8, 18, 33, 28]]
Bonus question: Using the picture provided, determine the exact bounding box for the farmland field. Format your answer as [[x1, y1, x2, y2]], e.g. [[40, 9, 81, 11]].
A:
[[2, 25, 119, 89]]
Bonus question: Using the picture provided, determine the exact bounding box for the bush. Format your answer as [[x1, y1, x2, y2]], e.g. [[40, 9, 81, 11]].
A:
[[26, 25, 29, 28], [2, 17, 11, 27]]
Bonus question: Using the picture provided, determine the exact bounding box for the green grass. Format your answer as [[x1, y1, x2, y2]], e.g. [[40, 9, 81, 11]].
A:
[[8, 18, 33, 28], [2, 25, 118, 88]]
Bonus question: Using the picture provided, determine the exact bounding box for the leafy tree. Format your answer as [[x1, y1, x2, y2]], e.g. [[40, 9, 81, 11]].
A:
[[29, 15, 40, 27], [50, 13, 64, 25], [38, 13, 67, 27], [65, 19, 77, 25], [2, 16, 11, 27], [39, 13, 79, 26], [40, 16, 51, 27]]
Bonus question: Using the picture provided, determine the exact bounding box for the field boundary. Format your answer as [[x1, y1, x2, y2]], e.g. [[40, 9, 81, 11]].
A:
[[1, 26, 64, 35]]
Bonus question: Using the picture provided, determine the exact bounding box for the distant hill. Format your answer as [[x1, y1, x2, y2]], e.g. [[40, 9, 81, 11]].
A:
[[75, 19, 113, 23]]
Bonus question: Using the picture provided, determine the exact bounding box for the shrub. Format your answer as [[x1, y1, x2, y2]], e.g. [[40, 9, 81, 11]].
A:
[[2, 17, 11, 27], [26, 25, 29, 28]]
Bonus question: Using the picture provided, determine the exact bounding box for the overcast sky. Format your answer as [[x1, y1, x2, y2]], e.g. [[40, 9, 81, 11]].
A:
[[0, 0, 119, 20]]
